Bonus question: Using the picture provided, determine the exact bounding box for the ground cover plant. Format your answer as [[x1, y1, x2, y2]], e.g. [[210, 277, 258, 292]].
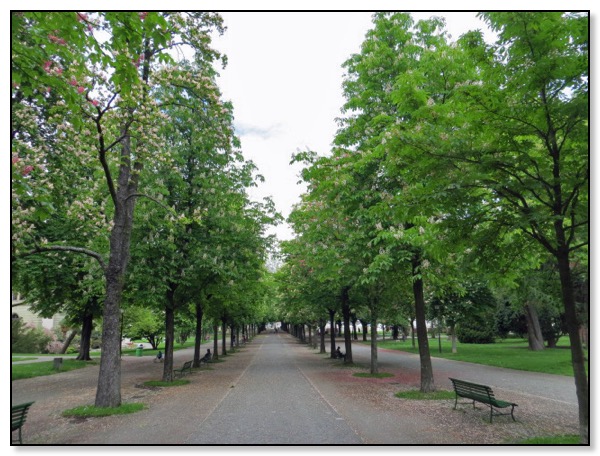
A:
[[394, 390, 455, 400], [62, 403, 145, 417]]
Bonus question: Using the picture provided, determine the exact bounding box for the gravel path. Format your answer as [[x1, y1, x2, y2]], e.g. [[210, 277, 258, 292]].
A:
[[185, 333, 362, 444], [11, 332, 580, 445]]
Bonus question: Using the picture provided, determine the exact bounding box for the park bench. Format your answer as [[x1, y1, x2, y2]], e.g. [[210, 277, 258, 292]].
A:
[[12, 401, 34, 444], [449, 377, 517, 423], [174, 360, 193, 378]]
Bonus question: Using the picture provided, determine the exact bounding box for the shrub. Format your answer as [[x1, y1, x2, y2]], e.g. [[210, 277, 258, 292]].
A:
[[11, 318, 53, 353], [456, 323, 496, 344]]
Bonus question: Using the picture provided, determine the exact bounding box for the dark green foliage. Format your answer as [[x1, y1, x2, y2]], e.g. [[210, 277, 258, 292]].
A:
[[495, 301, 526, 339], [455, 323, 496, 344], [455, 284, 498, 344]]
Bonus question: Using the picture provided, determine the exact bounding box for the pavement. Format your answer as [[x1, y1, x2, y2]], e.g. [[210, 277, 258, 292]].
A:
[[11, 331, 580, 446]]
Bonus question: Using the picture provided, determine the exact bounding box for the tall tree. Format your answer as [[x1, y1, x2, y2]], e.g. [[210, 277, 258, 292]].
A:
[[12, 12, 227, 407], [380, 12, 588, 441]]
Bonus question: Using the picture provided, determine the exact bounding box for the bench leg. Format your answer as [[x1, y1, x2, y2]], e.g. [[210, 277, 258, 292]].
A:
[[15, 426, 22, 444]]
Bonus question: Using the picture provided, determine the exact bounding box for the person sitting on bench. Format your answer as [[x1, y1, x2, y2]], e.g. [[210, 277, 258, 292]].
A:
[[200, 349, 212, 364], [154, 350, 163, 362], [335, 346, 345, 360]]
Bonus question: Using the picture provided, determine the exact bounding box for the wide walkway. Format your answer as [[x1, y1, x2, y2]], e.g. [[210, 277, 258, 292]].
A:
[[185, 333, 362, 444], [11, 332, 580, 445]]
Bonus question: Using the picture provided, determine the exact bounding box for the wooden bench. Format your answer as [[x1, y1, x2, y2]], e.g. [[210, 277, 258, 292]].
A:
[[449, 378, 517, 423], [12, 401, 34, 444], [174, 360, 193, 378]]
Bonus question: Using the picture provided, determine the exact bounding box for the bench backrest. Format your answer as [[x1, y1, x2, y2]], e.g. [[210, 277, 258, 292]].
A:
[[449, 378, 495, 400], [12, 402, 34, 429], [183, 361, 192, 369]]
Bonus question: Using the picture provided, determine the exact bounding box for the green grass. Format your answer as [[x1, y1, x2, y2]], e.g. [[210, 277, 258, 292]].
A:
[[12, 359, 97, 380], [370, 337, 585, 376], [353, 372, 394, 379], [11, 356, 37, 362], [62, 403, 145, 417], [516, 435, 583, 444], [395, 389, 455, 400], [12, 353, 78, 358], [143, 379, 189, 387], [121, 337, 215, 357]]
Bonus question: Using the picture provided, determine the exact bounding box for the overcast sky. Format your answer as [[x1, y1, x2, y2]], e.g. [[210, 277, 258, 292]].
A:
[[210, 11, 496, 242]]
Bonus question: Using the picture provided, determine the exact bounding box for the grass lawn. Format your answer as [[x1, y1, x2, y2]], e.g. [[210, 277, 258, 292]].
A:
[[11, 356, 38, 362], [12, 337, 216, 379], [12, 359, 98, 380], [369, 337, 585, 376], [121, 338, 213, 357]]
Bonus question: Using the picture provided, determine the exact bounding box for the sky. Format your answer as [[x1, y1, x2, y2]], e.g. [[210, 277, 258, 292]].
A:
[[210, 11, 497, 242]]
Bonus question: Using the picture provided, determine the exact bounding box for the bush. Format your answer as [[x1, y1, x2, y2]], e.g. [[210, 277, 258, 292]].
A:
[[456, 324, 496, 344], [11, 318, 53, 354]]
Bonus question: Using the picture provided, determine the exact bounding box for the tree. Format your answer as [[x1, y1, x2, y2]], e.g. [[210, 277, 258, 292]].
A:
[[123, 306, 164, 349], [333, 13, 461, 390], [12, 12, 228, 407], [375, 12, 588, 441], [444, 13, 588, 441]]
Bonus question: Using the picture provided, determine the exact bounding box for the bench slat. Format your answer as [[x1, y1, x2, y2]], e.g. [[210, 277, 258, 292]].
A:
[[12, 401, 34, 444]]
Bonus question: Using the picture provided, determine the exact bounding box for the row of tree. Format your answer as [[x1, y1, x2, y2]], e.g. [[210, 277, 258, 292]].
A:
[[12, 12, 278, 408], [274, 12, 588, 443]]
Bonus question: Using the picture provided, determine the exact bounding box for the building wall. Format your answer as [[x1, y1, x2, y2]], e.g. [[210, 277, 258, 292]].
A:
[[11, 293, 64, 330]]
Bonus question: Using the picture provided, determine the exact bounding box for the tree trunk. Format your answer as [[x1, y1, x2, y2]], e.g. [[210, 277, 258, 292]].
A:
[[450, 323, 458, 354], [341, 286, 353, 364], [362, 321, 368, 341], [319, 319, 326, 354], [193, 302, 203, 368], [370, 313, 378, 374], [556, 245, 588, 443], [328, 309, 336, 358], [410, 317, 416, 348], [60, 329, 78, 355], [76, 312, 94, 361], [213, 323, 219, 361], [524, 303, 545, 351], [95, 131, 139, 408], [351, 314, 358, 340], [221, 320, 227, 356], [162, 287, 176, 382], [413, 254, 435, 393]]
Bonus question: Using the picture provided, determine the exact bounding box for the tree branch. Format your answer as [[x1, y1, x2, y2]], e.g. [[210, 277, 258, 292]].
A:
[[125, 193, 174, 213], [21, 245, 107, 272]]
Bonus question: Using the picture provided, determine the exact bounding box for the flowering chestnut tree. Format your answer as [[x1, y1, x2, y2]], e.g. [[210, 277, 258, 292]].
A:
[[12, 11, 228, 407]]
